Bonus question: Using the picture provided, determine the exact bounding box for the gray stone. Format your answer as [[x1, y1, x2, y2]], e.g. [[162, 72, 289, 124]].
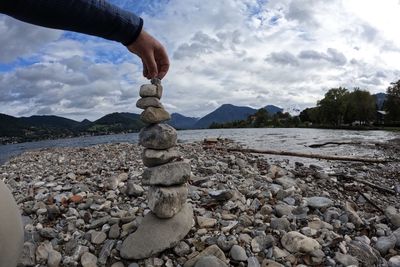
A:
[[91, 231, 107, 244], [108, 223, 120, 239], [374, 234, 396, 255], [334, 252, 359, 266], [143, 161, 191, 186], [345, 201, 364, 226], [139, 84, 162, 99], [38, 227, 57, 239], [348, 240, 380, 266], [173, 241, 191, 256], [184, 245, 227, 267], [274, 203, 294, 217], [120, 203, 193, 260], [140, 107, 171, 124], [126, 182, 144, 197], [47, 250, 62, 267], [197, 216, 217, 228], [142, 147, 181, 167], [306, 196, 333, 209], [111, 262, 125, 267], [230, 245, 248, 261], [139, 124, 177, 150], [251, 235, 275, 253], [98, 240, 115, 265], [136, 97, 163, 109], [281, 231, 321, 253], [394, 228, 400, 248], [385, 206, 400, 227], [194, 256, 228, 267], [274, 176, 296, 189], [389, 255, 400, 267], [81, 252, 97, 267], [270, 218, 290, 231], [217, 235, 237, 252], [19, 242, 36, 266], [247, 257, 260, 267], [148, 185, 188, 218]]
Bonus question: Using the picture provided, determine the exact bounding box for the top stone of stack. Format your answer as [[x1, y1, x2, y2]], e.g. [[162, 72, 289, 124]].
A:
[[139, 78, 163, 99]]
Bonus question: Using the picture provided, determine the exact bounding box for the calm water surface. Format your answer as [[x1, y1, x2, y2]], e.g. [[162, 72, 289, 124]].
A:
[[0, 128, 398, 165]]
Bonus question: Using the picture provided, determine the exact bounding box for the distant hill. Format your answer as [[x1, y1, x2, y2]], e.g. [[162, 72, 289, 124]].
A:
[[168, 113, 199, 129], [264, 105, 284, 114], [194, 104, 257, 128], [87, 112, 144, 133], [373, 93, 387, 110]]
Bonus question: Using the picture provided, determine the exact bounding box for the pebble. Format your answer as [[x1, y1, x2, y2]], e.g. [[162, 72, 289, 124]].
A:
[[81, 252, 98, 267], [230, 245, 248, 261], [306, 196, 333, 209], [281, 231, 321, 253]]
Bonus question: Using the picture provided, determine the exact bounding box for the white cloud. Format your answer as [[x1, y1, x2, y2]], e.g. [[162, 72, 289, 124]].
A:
[[1, 0, 400, 120]]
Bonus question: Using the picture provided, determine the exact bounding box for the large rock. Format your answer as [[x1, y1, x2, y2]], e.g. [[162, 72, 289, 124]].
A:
[[148, 185, 188, 218], [143, 161, 191, 186], [142, 147, 181, 167], [139, 124, 177, 150], [136, 97, 163, 109], [139, 84, 163, 99], [184, 245, 227, 267], [281, 231, 321, 253], [140, 107, 171, 124], [348, 240, 380, 266], [306, 197, 333, 209], [120, 203, 193, 260]]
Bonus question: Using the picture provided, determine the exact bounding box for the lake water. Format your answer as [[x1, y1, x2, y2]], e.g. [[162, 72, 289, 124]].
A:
[[0, 128, 398, 166]]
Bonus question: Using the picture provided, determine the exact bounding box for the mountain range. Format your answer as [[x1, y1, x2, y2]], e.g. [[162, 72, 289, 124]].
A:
[[0, 93, 387, 143]]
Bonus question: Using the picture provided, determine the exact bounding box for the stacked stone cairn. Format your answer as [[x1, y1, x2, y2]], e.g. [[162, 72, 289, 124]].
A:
[[120, 79, 193, 260]]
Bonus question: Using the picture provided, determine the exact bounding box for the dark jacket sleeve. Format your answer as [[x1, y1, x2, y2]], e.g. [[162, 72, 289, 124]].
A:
[[0, 0, 143, 46]]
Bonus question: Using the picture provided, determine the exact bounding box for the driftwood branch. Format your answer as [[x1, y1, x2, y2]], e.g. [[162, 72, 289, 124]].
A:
[[333, 173, 396, 195], [226, 147, 391, 163], [359, 192, 385, 214], [309, 142, 361, 148]]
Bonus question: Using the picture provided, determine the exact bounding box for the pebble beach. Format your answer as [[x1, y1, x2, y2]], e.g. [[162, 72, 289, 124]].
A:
[[1, 138, 400, 267]]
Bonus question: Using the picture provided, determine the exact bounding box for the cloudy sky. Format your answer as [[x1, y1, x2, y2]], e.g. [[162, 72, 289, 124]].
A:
[[1, 0, 400, 121]]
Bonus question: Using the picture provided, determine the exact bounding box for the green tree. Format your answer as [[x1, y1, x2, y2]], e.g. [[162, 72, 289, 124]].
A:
[[253, 108, 269, 127], [385, 80, 400, 123], [317, 87, 349, 125], [345, 88, 376, 124]]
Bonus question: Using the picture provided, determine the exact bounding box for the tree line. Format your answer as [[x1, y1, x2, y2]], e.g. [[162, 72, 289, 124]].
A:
[[210, 79, 400, 129], [300, 79, 400, 126]]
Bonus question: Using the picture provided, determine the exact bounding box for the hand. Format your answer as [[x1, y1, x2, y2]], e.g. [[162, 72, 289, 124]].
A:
[[127, 30, 170, 80]]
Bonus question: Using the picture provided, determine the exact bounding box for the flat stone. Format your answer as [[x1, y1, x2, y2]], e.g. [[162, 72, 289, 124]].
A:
[[81, 252, 98, 267], [47, 250, 62, 267], [334, 252, 359, 267], [270, 218, 290, 231], [91, 231, 107, 244], [184, 245, 227, 267], [247, 257, 260, 267], [394, 228, 400, 248], [126, 182, 144, 197], [139, 124, 177, 150], [143, 161, 191, 186], [136, 97, 163, 109], [142, 147, 181, 167], [306, 196, 333, 209], [139, 84, 162, 99], [385, 206, 400, 227], [194, 256, 228, 267], [197, 216, 217, 228], [389, 255, 400, 267], [281, 231, 321, 253], [230, 245, 248, 261], [274, 203, 294, 217], [348, 240, 380, 266], [98, 240, 115, 265], [120, 203, 193, 260], [148, 185, 188, 218], [140, 107, 171, 124], [374, 234, 396, 255], [108, 224, 120, 239], [274, 176, 296, 189], [251, 235, 275, 253]]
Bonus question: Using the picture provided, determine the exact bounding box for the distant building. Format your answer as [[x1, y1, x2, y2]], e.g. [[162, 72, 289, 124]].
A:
[[377, 110, 387, 124]]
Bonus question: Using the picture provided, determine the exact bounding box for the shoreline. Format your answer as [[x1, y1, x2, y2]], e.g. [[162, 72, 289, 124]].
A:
[[1, 139, 400, 266]]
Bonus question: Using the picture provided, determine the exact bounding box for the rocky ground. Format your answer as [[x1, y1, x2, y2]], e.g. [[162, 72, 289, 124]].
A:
[[1, 138, 400, 267]]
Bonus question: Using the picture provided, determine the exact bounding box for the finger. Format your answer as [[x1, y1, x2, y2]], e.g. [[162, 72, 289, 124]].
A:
[[142, 52, 158, 79], [142, 61, 148, 78], [156, 46, 170, 79]]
